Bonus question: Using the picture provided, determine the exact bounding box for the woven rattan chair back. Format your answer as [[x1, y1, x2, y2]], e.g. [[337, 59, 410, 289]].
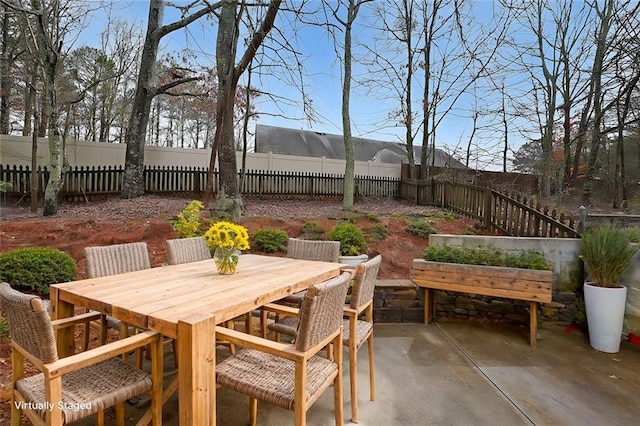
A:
[[84, 241, 151, 278], [286, 238, 340, 263], [349, 254, 382, 309], [166, 237, 211, 265], [0, 282, 58, 363], [294, 272, 350, 352]]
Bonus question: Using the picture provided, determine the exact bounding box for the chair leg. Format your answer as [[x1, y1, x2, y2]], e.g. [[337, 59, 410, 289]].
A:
[[334, 338, 344, 426], [96, 409, 105, 426], [115, 402, 125, 426], [368, 334, 375, 401], [245, 311, 253, 335], [225, 320, 236, 354], [83, 322, 91, 351], [350, 343, 358, 423], [250, 397, 258, 426], [11, 398, 20, 426], [260, 309, 268, 338], [100, 314, 108, 345]]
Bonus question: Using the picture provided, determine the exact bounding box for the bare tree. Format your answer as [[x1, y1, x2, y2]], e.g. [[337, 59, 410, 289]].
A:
[[2, 0, 93, 215], [121, 0, 216, 199], [366, 1, 508, 180], [204, 0, 281, 208], [320, 0, 370, 211]]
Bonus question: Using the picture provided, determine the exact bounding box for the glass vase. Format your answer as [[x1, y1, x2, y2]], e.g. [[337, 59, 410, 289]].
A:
[[214, 247, 240, 275]]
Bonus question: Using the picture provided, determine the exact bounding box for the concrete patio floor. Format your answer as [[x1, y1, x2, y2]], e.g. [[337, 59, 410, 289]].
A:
[[75, 320, 640, 425]]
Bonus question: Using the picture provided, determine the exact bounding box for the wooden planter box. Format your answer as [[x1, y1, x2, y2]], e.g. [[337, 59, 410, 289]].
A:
[[411, 259, 553, 347]]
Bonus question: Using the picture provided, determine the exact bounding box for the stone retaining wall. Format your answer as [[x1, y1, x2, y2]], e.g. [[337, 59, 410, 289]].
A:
[[373, 279, 579, 324]]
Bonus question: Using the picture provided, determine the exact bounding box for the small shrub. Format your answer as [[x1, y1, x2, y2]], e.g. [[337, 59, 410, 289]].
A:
[[406, 219, 436, 238], [300, 221, 324, 240], [328, 222, 367, 256], [0, 247, 77, 295], [369, 223, 388, 241], [172, 200, 204, 238], [423, 246, 550, 270], [253, 228, 289, 253], [422, 211, 456, 221]]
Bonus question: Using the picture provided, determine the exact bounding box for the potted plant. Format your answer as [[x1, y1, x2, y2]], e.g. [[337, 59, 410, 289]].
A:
[[580, 223, 639, 353], [328, 222, 368, 266]]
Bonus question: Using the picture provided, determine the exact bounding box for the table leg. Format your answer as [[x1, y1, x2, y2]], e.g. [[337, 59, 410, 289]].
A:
[[177, 314, 217, 425], [50, 286, 75, 357], [529, 301, 538, 348], [424, 288, 435, 324]]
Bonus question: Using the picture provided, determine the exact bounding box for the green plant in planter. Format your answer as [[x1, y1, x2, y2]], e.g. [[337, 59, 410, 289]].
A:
[[423, 245, 550, 270], [328, 222, 367, 256], [581, 223, 639, 288]]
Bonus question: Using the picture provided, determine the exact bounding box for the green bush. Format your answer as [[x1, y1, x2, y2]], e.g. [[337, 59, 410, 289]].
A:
[[253, 228, 289, 253], [0, 247, 77, 295], [300, 221, 324, 240], [423, 246, 550, 270], [328, 222, 367, 256], [406, 219, 436, 238], [369, 223, 388, 242]]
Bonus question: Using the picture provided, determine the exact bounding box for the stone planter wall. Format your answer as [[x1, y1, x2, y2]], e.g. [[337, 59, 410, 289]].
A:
[[373, 279, 577, 324]]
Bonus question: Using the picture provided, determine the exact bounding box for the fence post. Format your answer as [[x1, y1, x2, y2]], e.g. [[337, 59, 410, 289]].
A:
[[484, 188, 492, 230], [578, 206, 587, 234]]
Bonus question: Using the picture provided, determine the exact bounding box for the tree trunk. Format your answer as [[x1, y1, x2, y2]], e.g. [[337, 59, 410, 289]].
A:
[[206, 0, 281, 203], [583, 0, 614, 204], [121, 0, 163, 199], [30, 106, 39, 213], [42, 57, 62, 216], [213, 0, 240, 199], [341, 0, 357, 211], [0, 5, 10, 135]]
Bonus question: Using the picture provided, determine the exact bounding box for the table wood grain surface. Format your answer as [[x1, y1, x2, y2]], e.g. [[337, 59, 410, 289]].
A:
[[50, 254, 342, 425]]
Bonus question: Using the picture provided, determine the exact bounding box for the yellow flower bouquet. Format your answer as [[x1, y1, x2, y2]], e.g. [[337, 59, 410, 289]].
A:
[[203, 221, 250, 274]]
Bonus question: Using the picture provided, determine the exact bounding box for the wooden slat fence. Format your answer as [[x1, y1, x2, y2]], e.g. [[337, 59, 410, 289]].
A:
[[400, 178, 580, 238], [1, 164, 400, 202]]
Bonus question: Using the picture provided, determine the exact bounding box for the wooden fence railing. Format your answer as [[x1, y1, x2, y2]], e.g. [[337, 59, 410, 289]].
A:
[[400, 178, 580, 238], [1, 164, 400, 202]]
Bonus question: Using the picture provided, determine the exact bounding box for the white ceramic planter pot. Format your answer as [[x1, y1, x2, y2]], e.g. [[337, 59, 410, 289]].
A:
[[338, 254, 368, 267], [584, 281, 628, 353]]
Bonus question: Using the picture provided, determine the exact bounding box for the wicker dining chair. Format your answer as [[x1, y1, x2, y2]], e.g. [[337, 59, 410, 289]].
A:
[[0, 282, 163, 425], [266, 255, 382, 423], [258, 238, 341, 337], [165, 237, 211, 265], [85, 242, 179, 369], [216, 271, 351, 426], [84, 242, 151, 342], [165, 237, 237, 353]]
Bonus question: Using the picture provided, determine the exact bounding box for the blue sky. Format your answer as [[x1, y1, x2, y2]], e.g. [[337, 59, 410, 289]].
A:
[[81, 0, 540, 170]]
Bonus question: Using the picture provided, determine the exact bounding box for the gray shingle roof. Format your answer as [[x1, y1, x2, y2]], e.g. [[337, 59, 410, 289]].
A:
[[255, 124, 466, 168]]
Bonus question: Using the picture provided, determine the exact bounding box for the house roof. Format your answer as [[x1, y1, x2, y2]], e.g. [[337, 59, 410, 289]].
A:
[[254, 124, 466, 168]]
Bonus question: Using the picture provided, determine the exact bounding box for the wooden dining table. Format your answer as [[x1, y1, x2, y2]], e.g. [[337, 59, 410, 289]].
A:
[[50, 254, 342, 425]]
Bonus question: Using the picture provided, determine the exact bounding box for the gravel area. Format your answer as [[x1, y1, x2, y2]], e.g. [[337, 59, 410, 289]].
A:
[[1, 194, 438, 222]]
